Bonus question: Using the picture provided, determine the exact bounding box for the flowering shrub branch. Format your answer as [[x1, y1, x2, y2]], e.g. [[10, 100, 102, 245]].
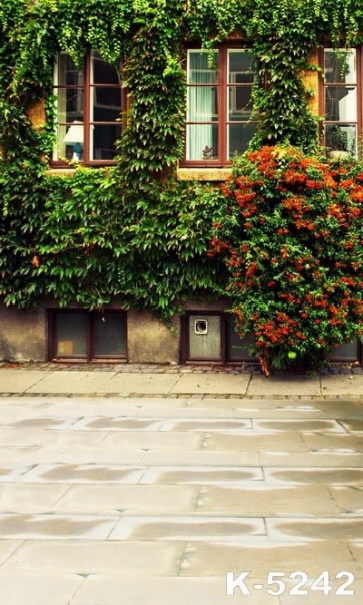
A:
[[209, 146, 363, 372]]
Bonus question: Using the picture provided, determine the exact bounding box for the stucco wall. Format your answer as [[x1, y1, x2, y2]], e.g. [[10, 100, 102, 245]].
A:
[[127, 308, 179, 364], [0, 305, 47, 361]]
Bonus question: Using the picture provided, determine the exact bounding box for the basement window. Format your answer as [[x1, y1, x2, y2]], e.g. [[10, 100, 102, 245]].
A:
[[49, 310, 127, 361]]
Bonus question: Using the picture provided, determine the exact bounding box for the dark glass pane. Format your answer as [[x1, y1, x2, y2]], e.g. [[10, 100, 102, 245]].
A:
[[186, 124, 218, 161], [228, 85, 253, 120], [94, 312, 126, 357], [91, 124, 121, 160], [228, 123, 257, 157], [92, 87, 122, 121], [58, 52, 84, 86], [56, 312, 87, 357], [92, 52, 120, 85], [228, 51, 254, 83], [227, 317, 257, 361], [331, 340, 359, 361]]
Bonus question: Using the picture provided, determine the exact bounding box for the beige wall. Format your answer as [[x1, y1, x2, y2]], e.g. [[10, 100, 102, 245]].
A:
[[127, 308, 179, 364], [0, 305, 47, 361]]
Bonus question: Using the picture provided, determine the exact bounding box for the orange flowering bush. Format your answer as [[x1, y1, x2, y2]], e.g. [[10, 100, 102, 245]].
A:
[[209, 146, 363, 372]]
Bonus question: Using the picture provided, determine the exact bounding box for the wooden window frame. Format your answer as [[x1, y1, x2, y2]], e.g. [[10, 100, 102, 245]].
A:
[[48, 309, 128, 362], [51, 50, 125, 168], [181, 43, 256, 168], [319, 46, 362, 157]]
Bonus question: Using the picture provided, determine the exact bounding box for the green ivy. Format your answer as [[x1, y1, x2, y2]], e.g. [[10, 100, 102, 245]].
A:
[[2, 0, 363, 318]]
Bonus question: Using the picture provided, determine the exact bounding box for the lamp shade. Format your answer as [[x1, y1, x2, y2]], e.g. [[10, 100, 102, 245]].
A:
[[63, 121, 84, 144]]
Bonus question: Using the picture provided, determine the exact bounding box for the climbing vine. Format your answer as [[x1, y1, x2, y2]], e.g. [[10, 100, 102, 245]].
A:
[[1, 0, 363, 317]]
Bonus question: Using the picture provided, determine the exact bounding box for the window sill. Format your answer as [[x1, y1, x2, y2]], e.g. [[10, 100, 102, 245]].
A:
[[47, 168, 76, 176], [177, 168, 232, 181]]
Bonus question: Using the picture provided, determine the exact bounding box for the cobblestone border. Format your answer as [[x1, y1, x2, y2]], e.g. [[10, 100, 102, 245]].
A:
[[0, 361, 362, 375]]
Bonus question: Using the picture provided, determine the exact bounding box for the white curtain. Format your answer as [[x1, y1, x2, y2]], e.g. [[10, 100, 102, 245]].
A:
[[187, 51, 217, 160]]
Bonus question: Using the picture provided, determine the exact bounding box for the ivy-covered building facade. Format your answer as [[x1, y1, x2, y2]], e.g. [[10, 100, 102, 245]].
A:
[[1, 0, 363, 367]]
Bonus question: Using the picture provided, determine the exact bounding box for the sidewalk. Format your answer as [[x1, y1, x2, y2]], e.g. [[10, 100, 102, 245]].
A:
[[1, 361, 363, 397], [1, 362, 363, 604]]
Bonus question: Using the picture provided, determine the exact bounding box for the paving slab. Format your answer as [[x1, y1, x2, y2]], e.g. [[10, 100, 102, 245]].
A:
[[52, 484, 200, 514], [0, 484, 70, 512], [26, 371, 117, 394], [266, 517, 363, 542], [99, 430, 203, 450], [108, 515, 266, 542], [0, 427, 109, 447], [171, 373, 250, 395], [265, 467, 363, 486], [247, 374, 321, 397], [195, 484, 341, 516], [0, 384, 362, 603], [0, 513, 119, 540], [321, 373, 363, 396], [139, 465, 264, 485], [259, 451, 363, 467], [69, 576, 280, 605], [0, 370, 49, 393], [17, 447, 146, 465], [202, 431, 310, 452], [0, 575, 83, 605], [0, 539, 185, 576], [179, 541, 360, 577], [99, 372, 180, 394]]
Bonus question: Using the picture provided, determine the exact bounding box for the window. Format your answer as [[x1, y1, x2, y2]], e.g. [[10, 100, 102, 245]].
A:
[[180, 312, 257, 363], [184, 47, 256, 166], [52, 50, 122, 165], [180, 312, 362, 363], [322, 48, 359, 157], [49, 310, 127, 361]]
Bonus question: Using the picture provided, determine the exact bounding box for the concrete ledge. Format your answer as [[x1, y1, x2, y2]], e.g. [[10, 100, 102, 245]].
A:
[[177, 168, 232, 181]]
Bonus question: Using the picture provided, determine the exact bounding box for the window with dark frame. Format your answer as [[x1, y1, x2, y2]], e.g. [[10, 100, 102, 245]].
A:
[[183, 46, 256, 167], [49, 310, 127, 361], [322, 48, 359, 158], [180, 313, 362, 363], [52, 50, 123, 165]]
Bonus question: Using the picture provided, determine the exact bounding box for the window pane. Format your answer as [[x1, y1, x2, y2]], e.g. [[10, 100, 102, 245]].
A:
[[94, 312, 126, 357], [188, 51, 218, 84], [228, 123, 257, 157], [58, 53, 84, 86], [92, 52, 120, 85], [56, 88, 84, 123], [325, 86, 357, 121], [227, 316, 257, 361], [325, 124, 356, 155], [187, 87, 218, 122], [186, 124, 218, 160], [56, 312, 87, 357], [91, 124, 121, 160], [324, 49, 356, 84], [92, 87, 122, 121], [228, 85, 253, 121], [228, 50, 254, 83]]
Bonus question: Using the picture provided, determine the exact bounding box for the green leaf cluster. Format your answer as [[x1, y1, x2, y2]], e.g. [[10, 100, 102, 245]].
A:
[[2, 0, 363, 319]]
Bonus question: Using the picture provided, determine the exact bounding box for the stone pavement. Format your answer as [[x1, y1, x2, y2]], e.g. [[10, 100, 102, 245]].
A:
[[0, 364, 363, 603], [1, 360, 363, 398]]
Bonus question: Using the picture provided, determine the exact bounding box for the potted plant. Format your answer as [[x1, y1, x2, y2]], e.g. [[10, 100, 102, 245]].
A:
[[327, 125, 351, 159]]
